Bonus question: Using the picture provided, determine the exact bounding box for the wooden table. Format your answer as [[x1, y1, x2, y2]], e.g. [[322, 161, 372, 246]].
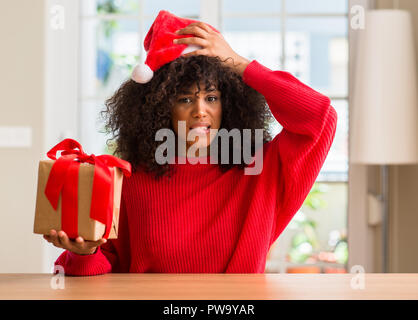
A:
[[1, 273, 418, 300]]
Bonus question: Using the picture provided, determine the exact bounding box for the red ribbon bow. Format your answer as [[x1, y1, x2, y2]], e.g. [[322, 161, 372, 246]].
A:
[[44, 138, 131, 239]]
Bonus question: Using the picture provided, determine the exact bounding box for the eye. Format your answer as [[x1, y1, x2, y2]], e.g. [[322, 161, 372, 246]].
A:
[[207, 96, 218, 102], [178, 97, 192, 104]]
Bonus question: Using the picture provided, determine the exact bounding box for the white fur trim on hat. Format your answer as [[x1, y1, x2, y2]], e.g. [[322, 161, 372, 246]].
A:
[[131, 63, 154, 84]]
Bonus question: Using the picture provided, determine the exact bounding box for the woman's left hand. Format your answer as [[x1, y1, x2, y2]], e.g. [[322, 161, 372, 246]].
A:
[[174, 22, 250, 76]]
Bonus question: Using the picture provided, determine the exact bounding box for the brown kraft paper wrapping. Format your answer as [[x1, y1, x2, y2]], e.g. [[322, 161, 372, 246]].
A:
[[33, 160, 123, 241]]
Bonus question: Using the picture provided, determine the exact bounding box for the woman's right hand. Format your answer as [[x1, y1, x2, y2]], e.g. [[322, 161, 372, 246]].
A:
[[43, 229, 107, 255]]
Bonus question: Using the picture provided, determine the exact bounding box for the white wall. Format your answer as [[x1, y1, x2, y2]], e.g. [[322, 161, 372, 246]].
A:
[[0, 0, 80, 273], [0, 0, 45, 272]]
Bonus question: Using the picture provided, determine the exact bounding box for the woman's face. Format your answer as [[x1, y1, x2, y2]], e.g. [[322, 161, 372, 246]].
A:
[[171, 82, 222, 154]]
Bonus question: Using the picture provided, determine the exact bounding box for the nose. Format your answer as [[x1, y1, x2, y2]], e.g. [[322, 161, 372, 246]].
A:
[[192, 96, 208, 118]]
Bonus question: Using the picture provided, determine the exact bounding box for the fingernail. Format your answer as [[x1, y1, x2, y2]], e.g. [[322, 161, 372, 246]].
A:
[[175, 30, 180, 34], [173, 39, 178, 43]]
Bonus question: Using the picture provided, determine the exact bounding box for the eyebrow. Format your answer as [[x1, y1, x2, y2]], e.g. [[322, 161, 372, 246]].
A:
[[179, 87, 219, 95]]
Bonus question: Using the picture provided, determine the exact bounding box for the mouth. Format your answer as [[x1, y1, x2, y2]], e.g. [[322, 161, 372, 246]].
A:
[[189, 125, 211, 134]]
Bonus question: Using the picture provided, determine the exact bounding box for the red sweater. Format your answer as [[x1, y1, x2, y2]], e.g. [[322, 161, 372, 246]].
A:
[[55, 60, 337, 275]]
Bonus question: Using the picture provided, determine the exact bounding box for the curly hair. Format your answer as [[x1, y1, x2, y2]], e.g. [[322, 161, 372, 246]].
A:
[[101, 55, 273, 180]]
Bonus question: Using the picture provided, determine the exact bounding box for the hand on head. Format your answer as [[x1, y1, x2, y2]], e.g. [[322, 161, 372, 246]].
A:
[[174, 22, 250, 76]]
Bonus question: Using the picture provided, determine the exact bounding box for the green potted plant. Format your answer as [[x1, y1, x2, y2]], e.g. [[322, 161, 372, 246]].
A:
[[286, 183, 328, 271]]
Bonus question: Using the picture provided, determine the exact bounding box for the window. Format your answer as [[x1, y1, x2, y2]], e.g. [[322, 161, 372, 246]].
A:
[[79, 0, 349, 273], [221, 0, 349, 273]]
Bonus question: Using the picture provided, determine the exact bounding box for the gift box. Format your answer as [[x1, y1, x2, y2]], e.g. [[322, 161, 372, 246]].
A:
[[33, 139, 132, 241]]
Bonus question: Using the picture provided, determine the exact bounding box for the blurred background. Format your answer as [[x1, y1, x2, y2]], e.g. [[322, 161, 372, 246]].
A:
[[1, 0, 417, 274]]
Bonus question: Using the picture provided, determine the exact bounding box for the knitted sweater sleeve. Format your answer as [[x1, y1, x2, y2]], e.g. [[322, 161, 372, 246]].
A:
[[242, 60, 338, 244], [54, 193, 131, 276]]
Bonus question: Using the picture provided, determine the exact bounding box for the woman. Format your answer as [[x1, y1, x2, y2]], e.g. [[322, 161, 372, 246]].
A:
[[44, 12, 337, 275]]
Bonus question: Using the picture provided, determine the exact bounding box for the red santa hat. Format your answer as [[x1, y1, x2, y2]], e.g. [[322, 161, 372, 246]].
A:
[[131, 10, 220, 84]]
